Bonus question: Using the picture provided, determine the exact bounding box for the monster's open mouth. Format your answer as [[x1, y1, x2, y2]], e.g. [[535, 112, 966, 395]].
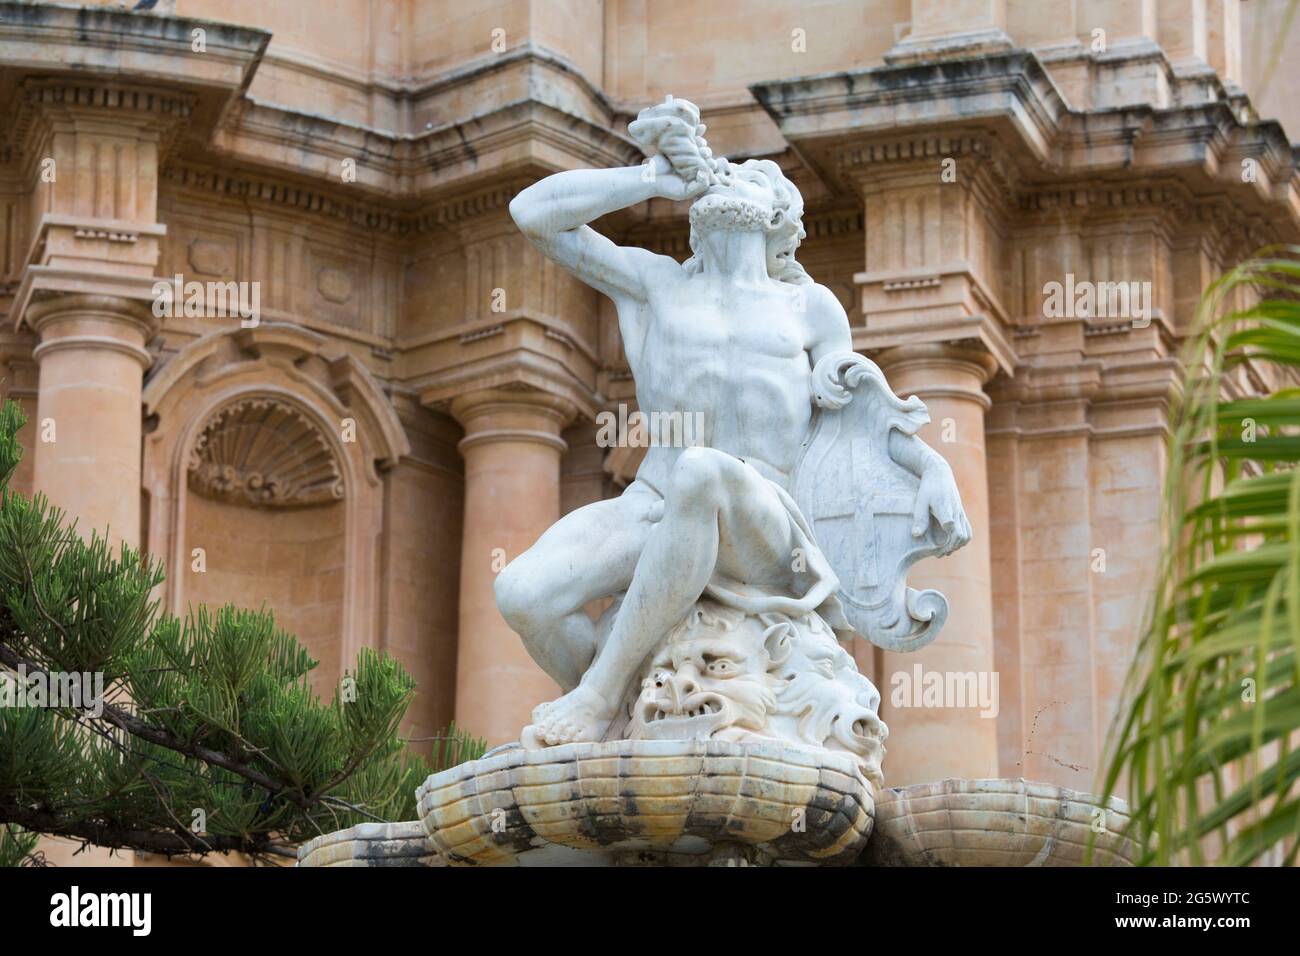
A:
[[635, 693, 727, 738]]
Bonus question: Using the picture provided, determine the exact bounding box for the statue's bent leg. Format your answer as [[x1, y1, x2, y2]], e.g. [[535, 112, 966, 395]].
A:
[[495, 481, 659, 691], [523, 448, 797, 748]]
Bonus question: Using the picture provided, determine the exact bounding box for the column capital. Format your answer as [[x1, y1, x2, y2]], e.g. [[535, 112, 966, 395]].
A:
[[449, 386, 579, 456], [25, 293, 161, 370], [12, 78, 196, 160], [875, 342, 999, 408], [877, 341, 1000, 378]]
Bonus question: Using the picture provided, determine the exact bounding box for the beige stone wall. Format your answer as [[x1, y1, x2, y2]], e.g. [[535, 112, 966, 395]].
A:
[[377, 423, 465, 741], [183, 493, 348, 694], [1243, 0, 1300, 133]]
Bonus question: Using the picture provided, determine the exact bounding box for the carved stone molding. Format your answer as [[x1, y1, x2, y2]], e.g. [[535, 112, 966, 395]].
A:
[[448, 385, 578, 456], [6, 78, 197, 169], [144, 322, 411, 481], [187, 396, 344, 507], [0, 2, 268, 153]]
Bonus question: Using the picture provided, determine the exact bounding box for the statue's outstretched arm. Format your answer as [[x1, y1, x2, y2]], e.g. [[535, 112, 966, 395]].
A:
[[887, 429, 970, 551]]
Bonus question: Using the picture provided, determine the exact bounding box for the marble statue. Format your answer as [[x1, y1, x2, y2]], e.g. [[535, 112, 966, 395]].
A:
[[500, 96, 971, 783]]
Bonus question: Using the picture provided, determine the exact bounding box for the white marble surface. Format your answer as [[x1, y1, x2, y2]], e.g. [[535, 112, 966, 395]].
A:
[[499, 97, 970, 776]]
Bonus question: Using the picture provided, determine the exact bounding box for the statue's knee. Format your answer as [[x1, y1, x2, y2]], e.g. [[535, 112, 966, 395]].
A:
[[494, 562, 537, 630], [670, 446, 727, 503], [496, 559, 571, 637]]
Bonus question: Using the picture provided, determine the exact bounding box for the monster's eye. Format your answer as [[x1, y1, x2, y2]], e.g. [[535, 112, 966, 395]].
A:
[[706, 659, 736, 676]]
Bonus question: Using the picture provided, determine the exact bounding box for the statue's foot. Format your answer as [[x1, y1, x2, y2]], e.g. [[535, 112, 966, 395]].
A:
[[521, 685, 614, 749]]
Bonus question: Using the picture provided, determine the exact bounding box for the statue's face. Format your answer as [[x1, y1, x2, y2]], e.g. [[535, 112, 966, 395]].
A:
[[688, 164, 778, 235], [628, 617, 776, 740], [710, 164, 777, 208]]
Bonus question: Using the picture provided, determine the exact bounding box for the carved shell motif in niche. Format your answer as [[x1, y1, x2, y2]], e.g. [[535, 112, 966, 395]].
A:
[[187, 398, 345, 507]]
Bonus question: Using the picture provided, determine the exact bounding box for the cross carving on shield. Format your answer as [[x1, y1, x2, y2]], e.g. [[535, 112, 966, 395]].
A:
[[792, 350, 957, 652], [809, 437, 914, 597]]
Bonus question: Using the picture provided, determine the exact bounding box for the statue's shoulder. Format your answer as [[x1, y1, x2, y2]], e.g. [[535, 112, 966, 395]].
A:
[[630, 243, 693, 286], [800, 282, 852, 331], [805, 280, 840, 304]]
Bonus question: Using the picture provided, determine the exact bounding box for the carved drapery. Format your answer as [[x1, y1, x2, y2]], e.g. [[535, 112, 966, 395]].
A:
[[187, 397, 344, 507]]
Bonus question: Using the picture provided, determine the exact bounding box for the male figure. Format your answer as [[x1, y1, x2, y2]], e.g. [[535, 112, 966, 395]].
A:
[[500, 98, 968, 747]]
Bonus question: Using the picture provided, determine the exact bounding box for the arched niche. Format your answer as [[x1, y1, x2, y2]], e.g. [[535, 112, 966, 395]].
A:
[[142, 323, 410, 694]]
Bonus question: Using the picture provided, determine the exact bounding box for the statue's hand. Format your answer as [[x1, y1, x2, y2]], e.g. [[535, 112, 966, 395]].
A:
[[645, 152, 711, 202], [630, 97, 719, 200], [912, 459, 971, 554], [809, 354, 855, 409]]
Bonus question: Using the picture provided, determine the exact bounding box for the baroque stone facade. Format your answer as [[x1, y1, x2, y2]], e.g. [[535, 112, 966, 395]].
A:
[[1, 1, 1298, 865]]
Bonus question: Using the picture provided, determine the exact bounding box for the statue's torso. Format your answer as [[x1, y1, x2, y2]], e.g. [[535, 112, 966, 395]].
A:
[[623, 274, 813, 493]]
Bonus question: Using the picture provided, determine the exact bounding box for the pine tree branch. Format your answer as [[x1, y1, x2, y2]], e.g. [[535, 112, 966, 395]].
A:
[[0, 641, 311, 810], [0, 798, 279, 858]]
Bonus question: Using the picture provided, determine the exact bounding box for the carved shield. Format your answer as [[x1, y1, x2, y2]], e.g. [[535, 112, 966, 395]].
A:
[[792, 354, 950, 653]]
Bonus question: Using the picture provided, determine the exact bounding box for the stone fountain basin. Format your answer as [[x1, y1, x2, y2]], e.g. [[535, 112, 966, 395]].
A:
[[298, 755, 1137, 867], [415, 738, 875, 866], [862, 777, 1136, 866]]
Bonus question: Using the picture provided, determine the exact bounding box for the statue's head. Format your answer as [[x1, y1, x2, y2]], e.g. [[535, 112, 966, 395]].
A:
[[685, 158, 810, 285], [626, 600, 888, 787]]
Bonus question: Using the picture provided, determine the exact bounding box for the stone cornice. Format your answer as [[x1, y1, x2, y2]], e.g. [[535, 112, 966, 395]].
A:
[[253, 41, 618, 134], [0, 1, 268, 148], [985, 353, 1183, 441], [1, 8, 637, 215], [210, 95, 641, 203], [752, 50, 1069, 181], [7, 78, 196, 173], [161, 160, 409, 236], [411, 315, 601, 425], [159, 160, 539, 239], [751, 47, 1300, 239], [405, 42, 616, 126]]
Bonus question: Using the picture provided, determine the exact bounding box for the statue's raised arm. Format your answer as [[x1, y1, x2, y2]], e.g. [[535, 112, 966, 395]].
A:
[[508, 98, 714, 306]]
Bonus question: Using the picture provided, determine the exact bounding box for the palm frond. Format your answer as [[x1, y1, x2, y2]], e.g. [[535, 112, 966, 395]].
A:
[[1099, 247, 1300, 866]]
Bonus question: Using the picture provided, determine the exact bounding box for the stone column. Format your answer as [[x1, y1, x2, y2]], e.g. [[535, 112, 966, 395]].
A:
[[876, 343, 999, 786], [28, 294, 157, 550], [450, 387, 576, 746]]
